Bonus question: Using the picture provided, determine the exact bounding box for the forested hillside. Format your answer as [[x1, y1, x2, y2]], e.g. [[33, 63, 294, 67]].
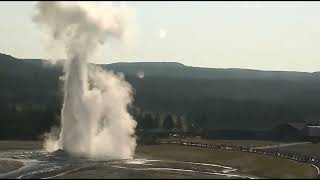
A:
[[1, 53, 320, 139]]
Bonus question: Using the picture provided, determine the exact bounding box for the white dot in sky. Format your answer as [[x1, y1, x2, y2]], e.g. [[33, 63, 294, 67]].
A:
[[137, 70, 144, 79], [159, 29, 167, 39]]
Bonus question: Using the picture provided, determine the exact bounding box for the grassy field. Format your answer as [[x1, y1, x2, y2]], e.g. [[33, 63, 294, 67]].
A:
[[0, 141, 42, 151], [136, 144, 317, 179], [273, 143, 320, 157], [162, 137, 286, 148]]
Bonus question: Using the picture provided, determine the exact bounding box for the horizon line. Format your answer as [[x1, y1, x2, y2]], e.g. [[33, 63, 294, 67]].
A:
[[1, 52, 319, 74]]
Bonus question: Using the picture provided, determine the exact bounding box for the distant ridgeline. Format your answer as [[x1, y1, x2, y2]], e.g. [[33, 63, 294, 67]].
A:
[[2, 53, 320, 140]]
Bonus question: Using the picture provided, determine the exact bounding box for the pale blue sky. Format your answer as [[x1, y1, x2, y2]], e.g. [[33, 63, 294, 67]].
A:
[[2, 1, 320, 72]]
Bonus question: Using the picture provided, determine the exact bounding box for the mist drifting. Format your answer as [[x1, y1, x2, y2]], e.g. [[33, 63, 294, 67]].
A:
[[32, 1, 137, 159]]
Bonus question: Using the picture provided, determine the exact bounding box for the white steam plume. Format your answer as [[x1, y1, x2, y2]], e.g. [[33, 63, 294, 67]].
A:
[[32, 1, 137, 159]]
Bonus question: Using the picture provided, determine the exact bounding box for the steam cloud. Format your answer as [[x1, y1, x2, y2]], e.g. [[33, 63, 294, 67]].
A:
[[32, 1, 137, 159]]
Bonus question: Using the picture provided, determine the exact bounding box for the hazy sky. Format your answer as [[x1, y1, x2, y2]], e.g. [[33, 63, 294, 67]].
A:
[[2, 1, 320, 72]]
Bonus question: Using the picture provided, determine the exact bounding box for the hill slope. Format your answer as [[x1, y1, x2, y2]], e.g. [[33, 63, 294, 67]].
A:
[[2, 53, 320, 139]]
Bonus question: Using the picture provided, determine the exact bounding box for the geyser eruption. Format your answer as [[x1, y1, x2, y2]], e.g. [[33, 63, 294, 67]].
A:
[[32, 1, 137, 159]]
